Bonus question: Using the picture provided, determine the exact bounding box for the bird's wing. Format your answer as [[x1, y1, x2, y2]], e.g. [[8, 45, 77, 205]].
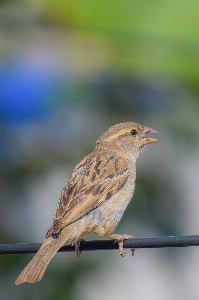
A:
[[46, 152, 129, 237]]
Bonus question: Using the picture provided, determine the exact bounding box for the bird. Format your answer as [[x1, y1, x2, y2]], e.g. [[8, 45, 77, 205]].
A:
[[15, 122, 158, 284]]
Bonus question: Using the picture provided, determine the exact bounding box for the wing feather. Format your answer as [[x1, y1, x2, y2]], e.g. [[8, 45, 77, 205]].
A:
[[46, 152, 129, 237]]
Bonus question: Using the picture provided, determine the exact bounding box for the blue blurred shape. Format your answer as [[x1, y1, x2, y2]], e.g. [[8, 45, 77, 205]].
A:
[[0, 58, 60, 123]]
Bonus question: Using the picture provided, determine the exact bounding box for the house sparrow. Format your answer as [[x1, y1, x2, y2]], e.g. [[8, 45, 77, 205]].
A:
[[15, 122, 158, 284]]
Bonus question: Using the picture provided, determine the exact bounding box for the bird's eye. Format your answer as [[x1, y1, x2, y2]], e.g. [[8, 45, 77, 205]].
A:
[[130, 129, 137, 136]]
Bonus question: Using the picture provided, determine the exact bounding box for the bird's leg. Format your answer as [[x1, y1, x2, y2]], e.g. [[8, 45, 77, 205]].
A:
[[75, 240, 82, 259], [109, 234, 133, 257], [75, 238, 85, 260], [131, 248, 135, 257]]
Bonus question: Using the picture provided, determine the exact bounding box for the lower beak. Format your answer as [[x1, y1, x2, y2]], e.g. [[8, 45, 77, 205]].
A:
[[141, 138, 159, 145]]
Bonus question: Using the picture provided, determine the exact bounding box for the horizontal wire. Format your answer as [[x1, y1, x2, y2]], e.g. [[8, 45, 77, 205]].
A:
[[1, 235, 199, 255]]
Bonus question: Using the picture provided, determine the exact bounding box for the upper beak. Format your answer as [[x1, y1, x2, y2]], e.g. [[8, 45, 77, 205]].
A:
[[141, 127, 159, 145], [143, 127, 159, 135]]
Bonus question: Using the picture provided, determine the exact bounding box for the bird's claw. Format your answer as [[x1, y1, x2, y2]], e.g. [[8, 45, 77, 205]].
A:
[[109, 234, 133, 257]]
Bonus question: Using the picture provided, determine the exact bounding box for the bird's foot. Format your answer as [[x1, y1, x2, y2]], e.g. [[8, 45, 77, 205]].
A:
[[109, 234, 133, 257], [75, 238, 85, 260]]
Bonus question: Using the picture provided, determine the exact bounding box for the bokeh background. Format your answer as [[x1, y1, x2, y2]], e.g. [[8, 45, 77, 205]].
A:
[[1, 1, 199, 299]]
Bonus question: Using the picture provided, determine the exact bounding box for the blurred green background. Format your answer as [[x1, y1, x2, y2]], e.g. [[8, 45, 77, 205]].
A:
[[1, 1, 199, 299]]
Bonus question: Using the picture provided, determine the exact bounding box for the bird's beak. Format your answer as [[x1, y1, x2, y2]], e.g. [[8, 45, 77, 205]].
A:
[[141, 127, 159, 145]]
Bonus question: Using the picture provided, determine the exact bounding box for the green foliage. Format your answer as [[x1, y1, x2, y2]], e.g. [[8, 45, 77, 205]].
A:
[[44, 0, 199, 84]]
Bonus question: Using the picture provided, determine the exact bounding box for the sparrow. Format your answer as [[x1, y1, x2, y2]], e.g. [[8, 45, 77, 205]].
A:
[[15, 122, 158, 284]]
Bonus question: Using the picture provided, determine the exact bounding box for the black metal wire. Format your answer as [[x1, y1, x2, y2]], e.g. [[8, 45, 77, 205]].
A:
[[1, 235, 199, 255]]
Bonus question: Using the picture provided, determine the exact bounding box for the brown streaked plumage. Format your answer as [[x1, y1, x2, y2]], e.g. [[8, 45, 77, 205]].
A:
[[15, 122, 158, 284]]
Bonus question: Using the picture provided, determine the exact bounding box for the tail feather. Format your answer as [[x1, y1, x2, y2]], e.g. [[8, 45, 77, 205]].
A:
[[15, 236, 65, 284]]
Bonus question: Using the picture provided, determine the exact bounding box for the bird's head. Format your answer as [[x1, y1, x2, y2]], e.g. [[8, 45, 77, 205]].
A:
[[96, 122, 158, 158]]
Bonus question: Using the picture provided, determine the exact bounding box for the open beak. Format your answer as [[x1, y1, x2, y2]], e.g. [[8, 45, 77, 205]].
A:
[[141, 127, 159, 145]]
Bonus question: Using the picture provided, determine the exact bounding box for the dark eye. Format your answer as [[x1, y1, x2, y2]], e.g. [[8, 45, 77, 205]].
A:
[[130, 129, 137, 136]]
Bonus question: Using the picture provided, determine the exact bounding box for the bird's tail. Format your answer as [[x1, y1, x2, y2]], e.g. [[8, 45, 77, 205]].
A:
[[15, 235, 65, 284]]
